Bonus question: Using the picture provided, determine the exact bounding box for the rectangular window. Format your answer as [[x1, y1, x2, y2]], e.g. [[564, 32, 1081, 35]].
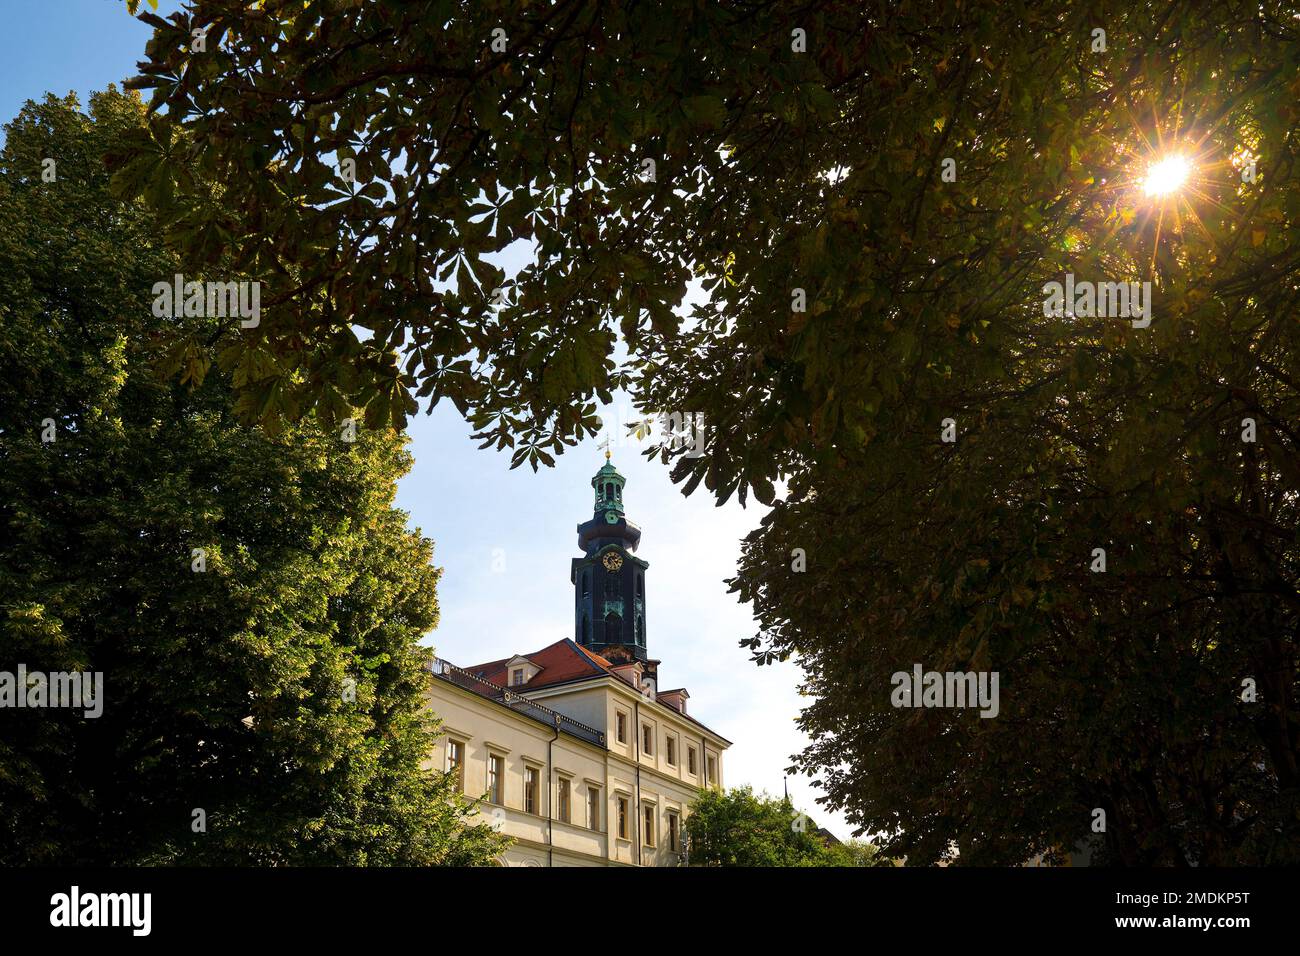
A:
[[643, 806, 656, 847], [617, 797, 629, 840], [524, 766, 539, 815], [688, 746, 697, 775], [666, 736, 677, 766], [642, 724, 654, 756], [558, 777, 571, 823], [511, 668, 524, 686], [488, 754, 504, 805], [616, 711, 627, 744], [667, 813, 679, 852], [588, 787, 600, 831], [707, 754, 717, 786], [446, 740, 464, 789]]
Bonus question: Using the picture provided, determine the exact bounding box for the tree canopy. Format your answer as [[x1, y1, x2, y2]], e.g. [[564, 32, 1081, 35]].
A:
[[685, 786, 884, 867], [117, 1, 1300, 864], [0, 89, 504, 865]]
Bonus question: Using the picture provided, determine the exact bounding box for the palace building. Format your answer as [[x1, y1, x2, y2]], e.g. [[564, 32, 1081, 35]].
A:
[[427, 455, 731, 866]]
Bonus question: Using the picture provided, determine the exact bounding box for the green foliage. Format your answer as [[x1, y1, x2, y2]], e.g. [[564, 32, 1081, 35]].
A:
[[0, 90, 505, 865], [713, 6, 1300, 865], [120, 2, 1300, 864], [116, 0, 828, 470], [685, 787, 885, 867]]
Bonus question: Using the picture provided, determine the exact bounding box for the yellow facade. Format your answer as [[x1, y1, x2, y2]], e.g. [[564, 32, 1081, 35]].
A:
[[427, 665, 728, 867]]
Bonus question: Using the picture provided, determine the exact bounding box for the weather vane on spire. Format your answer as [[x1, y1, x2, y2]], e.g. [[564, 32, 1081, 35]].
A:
[[598, 434, 612, 461]]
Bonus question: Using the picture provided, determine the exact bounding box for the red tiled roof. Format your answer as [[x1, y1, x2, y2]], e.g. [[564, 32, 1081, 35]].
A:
[[460, 639, 733, 744], [572, 643, 617, 671], [464, 639, 614, 690]]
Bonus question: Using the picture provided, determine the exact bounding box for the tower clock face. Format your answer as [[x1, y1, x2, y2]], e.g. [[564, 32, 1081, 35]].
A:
[[602, 552, 624, 572], [604, 510, 619, 524]]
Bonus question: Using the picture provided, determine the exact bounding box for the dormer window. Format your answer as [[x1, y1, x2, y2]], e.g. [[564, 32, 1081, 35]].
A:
[[504, 655, 541, 686], [611, 661, 641, 685], [659, 689, 689, 714]]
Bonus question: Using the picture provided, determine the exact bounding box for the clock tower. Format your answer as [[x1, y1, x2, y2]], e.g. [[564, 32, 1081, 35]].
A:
[[572, 453, 649, 664]]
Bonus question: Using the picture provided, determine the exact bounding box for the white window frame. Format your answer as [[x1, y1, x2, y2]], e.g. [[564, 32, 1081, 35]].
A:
[[557, 774, 572, 824], [523, 763, 541, 815], [445, 738, 466, 790], [487, 753, 505, 805], [616, 794, 630, 841]]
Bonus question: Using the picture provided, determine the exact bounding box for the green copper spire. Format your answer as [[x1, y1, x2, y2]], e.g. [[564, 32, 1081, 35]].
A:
[[592, 452, 625, 516], [573, 448, 648, 664]]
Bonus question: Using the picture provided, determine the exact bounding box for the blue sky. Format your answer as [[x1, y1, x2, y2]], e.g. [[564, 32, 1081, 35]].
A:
[[1, 0, 851, 839]]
